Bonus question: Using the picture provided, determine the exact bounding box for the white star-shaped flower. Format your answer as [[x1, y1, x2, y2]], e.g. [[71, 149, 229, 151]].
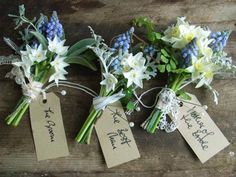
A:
[[49, 69, 68, 86], [13, 55, 33, 79], [50, 55, 69, 72], [123, 69, 145, 88], [100, 73, 118, 92], [48, 35, 69, 56], [29, 44, 47, 63]]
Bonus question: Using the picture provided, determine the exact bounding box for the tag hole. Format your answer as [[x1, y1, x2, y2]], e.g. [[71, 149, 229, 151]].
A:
[[43, 99, 47, 104]]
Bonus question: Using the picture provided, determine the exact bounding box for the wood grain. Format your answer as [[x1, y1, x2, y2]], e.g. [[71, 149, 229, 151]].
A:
[[0, 0, 236, 177]]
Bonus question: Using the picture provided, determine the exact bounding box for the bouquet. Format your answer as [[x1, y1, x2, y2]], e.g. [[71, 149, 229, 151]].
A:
[[2, 5, 96, 126], [75, 26, 158, 144], [134, 17, 236, 133]]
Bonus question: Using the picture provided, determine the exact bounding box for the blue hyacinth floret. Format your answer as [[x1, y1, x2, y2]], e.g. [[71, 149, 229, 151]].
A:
[[112, 27, 134, 53], [181, 38, 198, 68], [144, 45, 156, 57], [37, 11, 63, 40], [46, 11, 63, 40], [208, 31, 230, 53], [110, 57, 121, 70]]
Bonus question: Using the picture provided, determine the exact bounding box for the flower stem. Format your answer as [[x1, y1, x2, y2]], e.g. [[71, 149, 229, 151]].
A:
[[141, 74, 187, 133]]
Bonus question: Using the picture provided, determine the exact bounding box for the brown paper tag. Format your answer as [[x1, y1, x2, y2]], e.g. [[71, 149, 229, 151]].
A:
[[175, 93, 229, 163], [95, 101, 140, 168], [29, 92, 69, 161]]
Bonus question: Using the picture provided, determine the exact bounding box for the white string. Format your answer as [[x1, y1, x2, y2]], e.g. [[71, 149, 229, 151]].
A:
[[44, 81, 98, 98]]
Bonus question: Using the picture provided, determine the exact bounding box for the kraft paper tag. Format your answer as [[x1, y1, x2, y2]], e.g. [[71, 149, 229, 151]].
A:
[[175, 93, 229, 163], [95, 101, 140, 168], [29, 92, 69, 161]]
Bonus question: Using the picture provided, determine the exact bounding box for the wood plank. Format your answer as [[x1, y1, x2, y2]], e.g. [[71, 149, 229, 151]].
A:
[[0, 0, 235, 177]]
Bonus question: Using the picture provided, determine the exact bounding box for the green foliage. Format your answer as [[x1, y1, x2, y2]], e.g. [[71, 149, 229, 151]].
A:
[[133, 17, 162, 43], [176, 90, 192, 100], [67, 38, 96, 56], [157, 48, 178, 73], [65, 50, 97, 71], [126, 101, 136, 112], [30, 31, 48, 49]]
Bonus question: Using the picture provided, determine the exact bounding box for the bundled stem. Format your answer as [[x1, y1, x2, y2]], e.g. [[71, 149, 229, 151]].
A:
[[141, 74, 187, 133]]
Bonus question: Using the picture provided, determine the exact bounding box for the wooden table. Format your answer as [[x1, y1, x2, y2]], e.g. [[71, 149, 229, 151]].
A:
[[0, 1, 235, 176]]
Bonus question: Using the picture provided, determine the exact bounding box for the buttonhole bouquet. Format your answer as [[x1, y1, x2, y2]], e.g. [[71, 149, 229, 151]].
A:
[[2, 5, 97, 126], [133, 17, 236, 133], [75, 26, 158, 144]]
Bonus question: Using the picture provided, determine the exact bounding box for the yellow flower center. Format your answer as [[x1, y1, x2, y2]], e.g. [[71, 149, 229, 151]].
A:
[[171, 27, 180, 37], [37, 53, 42, 58], [205, 71, 213, 79], [194, 62, 203, 71], [123, 65, 130, 72], [131, 72, 136, 78], [184, 32, 194, 43]]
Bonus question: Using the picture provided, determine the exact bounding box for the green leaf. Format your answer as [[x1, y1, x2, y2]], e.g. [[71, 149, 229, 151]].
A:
[[161, 55, 168, 63], [126, 101, 136, 112], [65, 53, 97, 71], [177, 91, 192, 100], [161, 49, 170, 57], [30, 31, 47, 49], [147, 32, 156, 42], [166, 64, 171, 72], [157, 64, 166, 73], [155, 32, 161, 40], [170, 60, 176, 70], [67, 38, 96, 56], [171, 68, 188, 73]]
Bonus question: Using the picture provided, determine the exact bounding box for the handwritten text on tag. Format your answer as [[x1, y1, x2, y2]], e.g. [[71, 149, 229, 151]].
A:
[[95, 102, 140, 168], [176, 94, 229, 163], [29, 93, 69, 161]]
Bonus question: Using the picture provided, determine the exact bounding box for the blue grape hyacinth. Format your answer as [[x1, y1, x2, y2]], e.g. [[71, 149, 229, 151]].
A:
[[112, 27, 134, 53], [46, 11, 63, 40], [181, 38, 198, 68], [144, 45, 156, 57], [110, 57, 121, 70], [209, 31, 230, 52]]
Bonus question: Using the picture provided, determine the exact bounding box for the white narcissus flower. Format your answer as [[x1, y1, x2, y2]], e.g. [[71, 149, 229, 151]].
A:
[[196, 37, 213, 60], [186, 57, 216, 88], [123, 68, 146, 88], [100, 73, 118, 92], [48, 35, 69, 56], [195, 70, 214, 88], [14, 55, 33, 79], [49, 55, 69, 85], [49, 70, 68, 85], [50, 55, 69, 72], [20, 44, 33, 56], [29, 44, 47, 63], [162, 17, 211, 49], [126, 52, 146, 69]]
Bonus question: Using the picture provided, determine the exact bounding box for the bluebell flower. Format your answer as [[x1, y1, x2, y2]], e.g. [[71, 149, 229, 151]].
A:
[[112, 27, 134, 53], [208, 31, 230, 52], [144, 45, 156, 57], [46, 11, 63, 40], [180, 38, 198, 68]]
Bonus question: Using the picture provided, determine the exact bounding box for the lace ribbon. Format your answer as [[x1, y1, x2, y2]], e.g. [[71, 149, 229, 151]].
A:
[[156, 88, 180, 133]]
